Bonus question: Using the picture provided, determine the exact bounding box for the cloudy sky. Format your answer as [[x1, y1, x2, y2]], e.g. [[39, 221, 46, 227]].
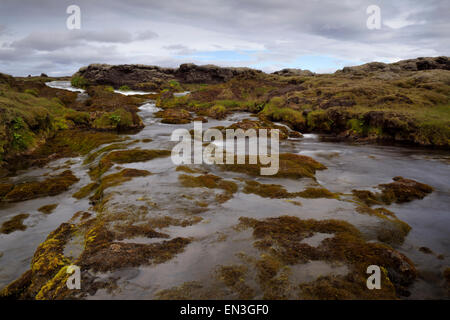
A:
[[0, 0, 448, 76]]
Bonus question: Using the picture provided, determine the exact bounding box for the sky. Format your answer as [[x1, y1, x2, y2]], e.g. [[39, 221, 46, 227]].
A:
[[0, 0, 448, 76]]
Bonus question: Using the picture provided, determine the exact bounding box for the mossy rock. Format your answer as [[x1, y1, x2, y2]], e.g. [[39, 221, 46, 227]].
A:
[[2, 170, 79, 202], [0, 213, 30, 234], [220, 153, 326, 179], [38, 204, 58, 214]]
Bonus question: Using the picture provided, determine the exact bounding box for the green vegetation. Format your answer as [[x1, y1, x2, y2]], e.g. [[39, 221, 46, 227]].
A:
[[92, 108, 135, 131], [118, 85, 131, 91], [261, 97, 306, 130], [71, 76, 88, 89]]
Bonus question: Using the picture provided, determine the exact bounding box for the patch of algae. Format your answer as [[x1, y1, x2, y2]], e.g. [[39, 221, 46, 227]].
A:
[[356, 205, 412, 246], [220, 153, 326, 180], [72, 182, 99, 199], [179, 173, 238, 203], [242, 180, 338, 199], [352, 176, 433, 206], [38, 204, 58, 214], [89, 168, 151, 202], [236, 215, 417, 299], [88, 148, 170, 180], [1, 170, 79, 202], [0, 213, 30, 234]]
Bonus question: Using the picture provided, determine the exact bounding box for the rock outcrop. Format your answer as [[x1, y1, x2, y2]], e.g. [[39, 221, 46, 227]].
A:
[[272, 68, 314, 77], [74, 63, 262, 89], [338, 56, 450, 75]]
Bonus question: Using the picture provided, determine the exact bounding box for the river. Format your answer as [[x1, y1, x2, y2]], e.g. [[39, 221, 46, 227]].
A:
[[0, 81, 448, 299]]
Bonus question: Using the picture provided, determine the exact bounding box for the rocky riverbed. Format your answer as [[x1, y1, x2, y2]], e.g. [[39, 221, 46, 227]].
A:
[[0, 58, 449, 299]]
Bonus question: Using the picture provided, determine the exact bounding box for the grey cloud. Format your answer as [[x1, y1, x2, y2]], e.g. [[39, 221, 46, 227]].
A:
[[9, 30, 134, 51], [135, 30, 158, 40], [0, 0, 448, 76], [163, 44, 197, 55]]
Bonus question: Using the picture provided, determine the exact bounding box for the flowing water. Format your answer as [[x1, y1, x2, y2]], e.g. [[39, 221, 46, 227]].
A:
[[0, 82, 449, 299]]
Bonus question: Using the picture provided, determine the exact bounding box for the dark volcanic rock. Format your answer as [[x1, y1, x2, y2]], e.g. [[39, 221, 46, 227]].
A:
[[338, 56, 450, 75], [74, 64, 176, 89], [74, 63, 262, 88], [272, 68, 314, 77], [175, 63, 261, 83]]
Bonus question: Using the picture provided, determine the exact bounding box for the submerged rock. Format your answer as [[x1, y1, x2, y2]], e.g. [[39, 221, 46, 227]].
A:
[[0, 213, 30, 234], [1, 170, 79, 203], [352, 176, 433, 206]]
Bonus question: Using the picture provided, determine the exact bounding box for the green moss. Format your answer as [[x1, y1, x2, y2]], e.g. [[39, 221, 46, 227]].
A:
[[0, 213, 30, 234], [352, 177, 433, 206], [92, 108, 136, 131], [155, 281, 206, 300], [378, 176, 433, 204], [297, 187, 339, 199], [90, 168, 151, 202], [238, 215, 417, 298], [2, 170, 79, 202], [221, 153, 326, 180], [0, 183, 14, 197], [38, 204, 58, 214], [216, 265, 254, 299], [176, 165, 202, 174], [307, 110, 332, 132], [72, 182, 99, 199], [89, 148, 170, 180], [79, 219, 191, 272], [71, 76, 89, 89], [1, 222, 76, 299], [179, 173, 238, 203], [356, 205, 411, 245], [35, 265, 70, 300], [34, 130, 122, 160], [224, 118, 292, 139], [351, 190, 382, 206], [24, 88, 39, 97], [208, 105, 228, 119], [261, 100, 306, 130], [155, 108, 192, 124], [243, 180, 293, 198], [64, 110, 90, 126], [347, 118, 365, 135], [118, 85, 131, 91], [83, 141, 137, 165]]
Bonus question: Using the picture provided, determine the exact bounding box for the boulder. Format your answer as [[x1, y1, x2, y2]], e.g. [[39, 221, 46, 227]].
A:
[[272, 68, 314, 77]]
